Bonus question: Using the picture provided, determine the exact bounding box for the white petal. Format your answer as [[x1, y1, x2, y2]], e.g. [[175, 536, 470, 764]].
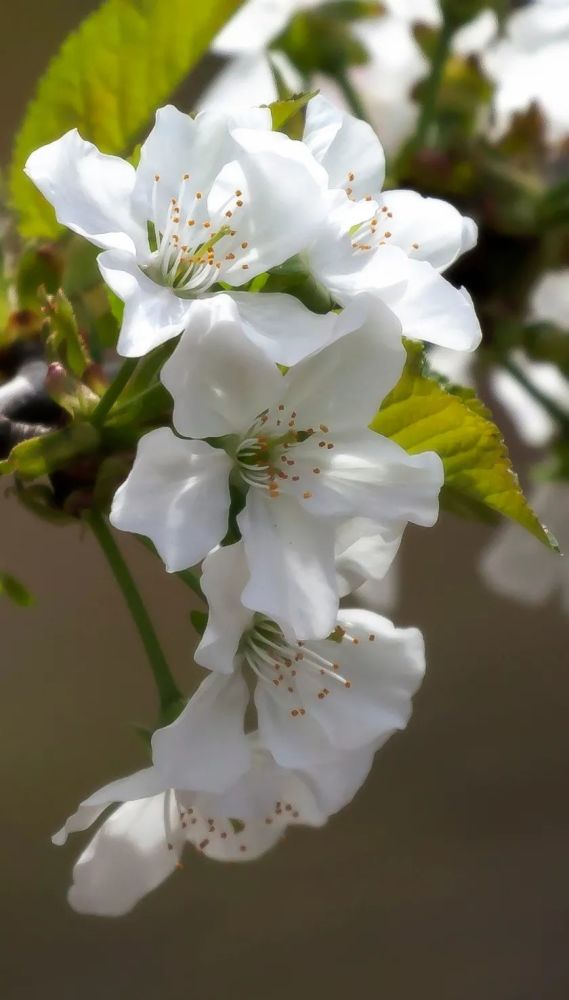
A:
[[209, 128, 327, 282], [195, 741, 323, 826], [300, 609, 426, 752], [98, 249, 192, 357], [335, 517, 402, 596], [291, 429, 444, 524], [390, 260, 482, 350], [188, 812, 284, 862], [161, 294, 282, 438], [280, 305, 405, 433], [238, 490, 339, 641], [67, 792, 180, 916], [303, 94, 386, 198], [228, 291, 368, 366], [195, 543, 255, 675], [309, 225, 409, 306], [258, 609, 425, 768], [52, 768, 167, 846], [24, 130, 143, 253], [301, 743, 376, 816], [132, 104, 271, 224], [376, 189, 477, 271], [110, 428, 231, 572], [152, 672, 252, 794]]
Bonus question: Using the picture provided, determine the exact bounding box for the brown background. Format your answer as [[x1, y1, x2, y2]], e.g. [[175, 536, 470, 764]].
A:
[[1, 4, 568, 998]]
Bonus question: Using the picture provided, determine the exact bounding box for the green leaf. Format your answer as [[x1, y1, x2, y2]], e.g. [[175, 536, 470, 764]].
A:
[[0, 572, 35, 607], [269, 91, 318, 133], [10, 0, 245, 238], [0, 422, 100, 479], [371, 343, 558, 550]]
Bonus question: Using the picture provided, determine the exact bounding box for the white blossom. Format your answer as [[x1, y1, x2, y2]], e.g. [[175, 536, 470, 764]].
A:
[[110, 296, 443, 639], [25, 104, 337, 363], [302, 97, 481, 354], [150, 541, 425, 775], [480, 480, 569, 614], [53, 731, 375, 916]]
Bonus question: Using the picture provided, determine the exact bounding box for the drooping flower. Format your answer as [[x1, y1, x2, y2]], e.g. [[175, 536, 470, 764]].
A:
[[150, 541, 425, 775], [24, 103, 349, 364], [480, 480, 569, 615], [53, 731, 375, 916], [110, 295, 443, 638], [302, 96, 482, 354]]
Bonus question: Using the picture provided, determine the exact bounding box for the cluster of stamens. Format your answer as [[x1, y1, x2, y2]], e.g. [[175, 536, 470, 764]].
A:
[[345, 171, 421, 256], [236, 405, 335, 500], [242, 619, 377, 718], [147, 173, 251, 294]]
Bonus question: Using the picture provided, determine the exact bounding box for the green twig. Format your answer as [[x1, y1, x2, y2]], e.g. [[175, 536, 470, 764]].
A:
[[91, 357, 138, 427], [413, 19, 453, 150], [334, 69, 370, 124], [88, 510, 182, 713], [176, 567, 204, 601]]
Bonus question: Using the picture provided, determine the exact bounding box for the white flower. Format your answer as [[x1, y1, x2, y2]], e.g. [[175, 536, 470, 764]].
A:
[[110, 296, 443, 638], [489, 271, 569, 448], [303, 96, 482, 353], [25, 104, 334, 362], [151, 541, 425, 774], [53, 731, 375, 916], [480, 480, 569, 615], [482, 0, 569, 144]]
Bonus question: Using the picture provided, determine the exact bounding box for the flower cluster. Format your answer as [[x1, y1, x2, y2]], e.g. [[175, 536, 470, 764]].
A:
[[26, 94, 481, 914]]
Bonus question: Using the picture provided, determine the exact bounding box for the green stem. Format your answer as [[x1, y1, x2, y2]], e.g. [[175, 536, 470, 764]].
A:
[[334, 69, 370, 124], [88, 510, 182, 712], [107, 382, 165, 423], [176, 568, 204, 601], [91, 358, 138, 427], [502, 357, 569, 431], [413, 19, 453, 150]]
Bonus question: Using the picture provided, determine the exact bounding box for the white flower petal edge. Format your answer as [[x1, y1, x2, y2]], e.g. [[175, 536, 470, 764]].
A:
[[55, 733, 375, 916], [109, 427, 232, 573], [194, 542, 426, 768], [26, 103, 329, 359]]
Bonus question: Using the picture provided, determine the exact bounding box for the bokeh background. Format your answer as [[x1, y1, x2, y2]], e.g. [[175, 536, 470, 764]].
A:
[[1, 3, 568, 998]]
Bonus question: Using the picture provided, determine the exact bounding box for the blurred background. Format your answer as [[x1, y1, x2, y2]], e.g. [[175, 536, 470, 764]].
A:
[[1, 3, 568, 998]]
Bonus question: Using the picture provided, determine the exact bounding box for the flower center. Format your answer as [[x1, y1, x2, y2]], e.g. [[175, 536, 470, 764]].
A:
[[343, 171, 421, 256], [145, 173, 252, 295], [242, 618, 357, 718], [234, 404, 335, 500]]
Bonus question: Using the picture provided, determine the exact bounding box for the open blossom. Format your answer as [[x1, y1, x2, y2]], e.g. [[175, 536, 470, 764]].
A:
[[302, 97, 482, 354], [24, 103, 351, 364], [149, 541, 425, 776], [480, 481, 569, 615], [110, 295, 443, 638], [54, 732, 375, 916]]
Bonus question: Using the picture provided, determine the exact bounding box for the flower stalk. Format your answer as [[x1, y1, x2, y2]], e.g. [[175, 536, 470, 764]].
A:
[[87, 509, 183, 715]]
